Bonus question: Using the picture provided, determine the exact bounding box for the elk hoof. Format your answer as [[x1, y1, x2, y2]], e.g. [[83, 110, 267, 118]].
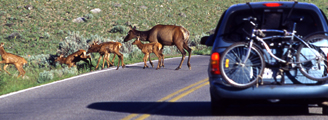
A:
[[189, 67, 191, 70], [175, 67, 181, 70], [156, 68, 160, 70], [143, 67, 146, 69]]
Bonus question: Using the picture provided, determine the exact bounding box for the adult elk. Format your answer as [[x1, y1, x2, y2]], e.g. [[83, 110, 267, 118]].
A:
[[55, 49, 92, 69], [124, 24, 191, 70], [132, 37, 163, 70], [87, 41, 125, 70], [0, 43, 27, 78]]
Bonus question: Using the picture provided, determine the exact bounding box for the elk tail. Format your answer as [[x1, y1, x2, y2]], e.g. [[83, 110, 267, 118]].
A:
[[83, 51, 87, 58], [158, 43, 162, 51], [180, 27, 190, 43]]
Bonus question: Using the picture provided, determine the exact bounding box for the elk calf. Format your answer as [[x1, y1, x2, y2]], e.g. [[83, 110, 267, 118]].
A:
[[132, 37, 163, 70], [87, 41, 125, 70], [87, 41, 118, 69], [55, 49, 92, 69], [0, 43, 27, 78]]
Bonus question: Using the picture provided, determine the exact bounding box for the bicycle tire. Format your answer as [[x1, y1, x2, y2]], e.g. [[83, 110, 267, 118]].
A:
[[219, 42, 265, 88], [296, 34, 328, 81]]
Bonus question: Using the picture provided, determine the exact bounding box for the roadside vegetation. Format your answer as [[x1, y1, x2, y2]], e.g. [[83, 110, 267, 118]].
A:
[[0, 0, 327, 95]]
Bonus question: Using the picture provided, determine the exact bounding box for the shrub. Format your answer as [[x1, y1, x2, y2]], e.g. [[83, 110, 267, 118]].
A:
[[37, 70, 54, 83], [27, 54, 54, 68], [57, 31, 89, 56], [109, 25, 127, 34], [37, 67, 78, 83]]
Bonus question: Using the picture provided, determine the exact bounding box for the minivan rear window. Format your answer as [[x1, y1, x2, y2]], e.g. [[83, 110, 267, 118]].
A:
[[223, 8, 324, 42]]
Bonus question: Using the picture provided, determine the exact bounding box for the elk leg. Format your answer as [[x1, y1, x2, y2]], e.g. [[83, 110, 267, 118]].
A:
[[112, 50, 124, 70], [119, 53, 125, 68], [148, 54, 154, 68], [104, 53, 111, 67], [81, 59, 91, 70], [87, 56, 94, 70], [154, 52, 162, 70], [159, 47, 165, 68], [68, 63, 74, 68], [143, 53, 149, 69], [111, 54, 116, 66], [102, 54, 106, 69], [96, 55, 103, 70], [183, 43, 192, 70], [105, 53, 113, 67], [3, 64, 11, 75], [14, 63, 24, 78], [176, 45, 186, 70]]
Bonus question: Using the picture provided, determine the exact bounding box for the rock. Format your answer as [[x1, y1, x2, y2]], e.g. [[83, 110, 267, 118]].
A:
[[179, 12, 187, 17], [125, 21, 131, 26], [140, 5, 147, 9], [113, 3, 122, 8], [7, 32, 21, 39], [5, 23, 14, 27], [72, 17, 87, 23], [24, 5, 32, 10], [90, 8, 101, 14]]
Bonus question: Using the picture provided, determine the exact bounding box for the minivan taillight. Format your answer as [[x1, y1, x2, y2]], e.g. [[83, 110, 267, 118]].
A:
[[263, 3, 282, 7], [211, 52, 220, 75]]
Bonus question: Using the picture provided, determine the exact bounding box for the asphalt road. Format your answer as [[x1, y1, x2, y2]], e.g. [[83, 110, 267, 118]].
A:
[[0, 55, 327, 120]]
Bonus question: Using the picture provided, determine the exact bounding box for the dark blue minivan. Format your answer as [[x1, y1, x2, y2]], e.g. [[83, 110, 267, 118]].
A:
[[201, 1, 328, 115]]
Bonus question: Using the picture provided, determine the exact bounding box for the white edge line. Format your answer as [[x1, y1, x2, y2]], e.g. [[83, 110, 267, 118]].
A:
[[0, 55, 204, 99]]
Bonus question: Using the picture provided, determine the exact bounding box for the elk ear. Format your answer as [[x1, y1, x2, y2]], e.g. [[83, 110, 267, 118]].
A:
[[133, 26, 136, 29], [0, 43, 4, 47], [129, 25, 133, 30]]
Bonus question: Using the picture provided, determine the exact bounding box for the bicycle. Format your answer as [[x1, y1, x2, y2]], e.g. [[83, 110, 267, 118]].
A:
[[219, 16, 328, 88]]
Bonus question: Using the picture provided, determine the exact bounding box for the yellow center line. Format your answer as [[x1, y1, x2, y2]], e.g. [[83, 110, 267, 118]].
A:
[[121, 78, 209, 120], [135, 82, 209, 120], [158, 78, 209, 102]]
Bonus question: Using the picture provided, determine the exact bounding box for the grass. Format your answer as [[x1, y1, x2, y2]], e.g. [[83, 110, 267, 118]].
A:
[[0, 0, 327, 95]]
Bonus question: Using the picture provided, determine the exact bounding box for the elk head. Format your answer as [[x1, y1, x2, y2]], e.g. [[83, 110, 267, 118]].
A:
[[87, 42, 101, 54], [0, 43, 4, 47], [132, 36, 141, 45], [123, 25, 138, 42], [55, 54, 64, 62]]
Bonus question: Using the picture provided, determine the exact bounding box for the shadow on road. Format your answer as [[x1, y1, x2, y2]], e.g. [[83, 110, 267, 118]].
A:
[[87, 101, 321, 116]]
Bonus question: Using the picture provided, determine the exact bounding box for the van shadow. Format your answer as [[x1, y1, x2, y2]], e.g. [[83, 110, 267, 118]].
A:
[[87, 101, 320, 116]]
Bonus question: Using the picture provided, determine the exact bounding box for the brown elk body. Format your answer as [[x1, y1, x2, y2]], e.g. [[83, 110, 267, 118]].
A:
[[55, 49, 92, 69], [0, 43, 27, 77], [87, 41, 125, 70], [132, 37, 163, 70], [124, 24, 191, 70]]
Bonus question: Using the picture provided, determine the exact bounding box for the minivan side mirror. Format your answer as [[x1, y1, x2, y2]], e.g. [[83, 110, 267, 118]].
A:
[[200, 35, 214, 46], [200, 36, 209, 45]]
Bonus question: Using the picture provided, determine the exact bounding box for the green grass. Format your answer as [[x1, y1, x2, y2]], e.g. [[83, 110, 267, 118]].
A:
[[0, 0, 327, 95]]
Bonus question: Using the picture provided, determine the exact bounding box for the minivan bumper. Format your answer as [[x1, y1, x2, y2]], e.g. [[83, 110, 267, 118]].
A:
[[210, 78, 328, 100]]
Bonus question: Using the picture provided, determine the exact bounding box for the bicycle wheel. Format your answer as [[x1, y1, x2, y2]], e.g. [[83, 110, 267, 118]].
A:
[[296, 34, 328, 81], [219, 42, 265, 88]]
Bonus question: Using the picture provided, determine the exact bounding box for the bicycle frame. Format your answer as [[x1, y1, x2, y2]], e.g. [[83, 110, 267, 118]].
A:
[[242, 22, 322, 65]]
